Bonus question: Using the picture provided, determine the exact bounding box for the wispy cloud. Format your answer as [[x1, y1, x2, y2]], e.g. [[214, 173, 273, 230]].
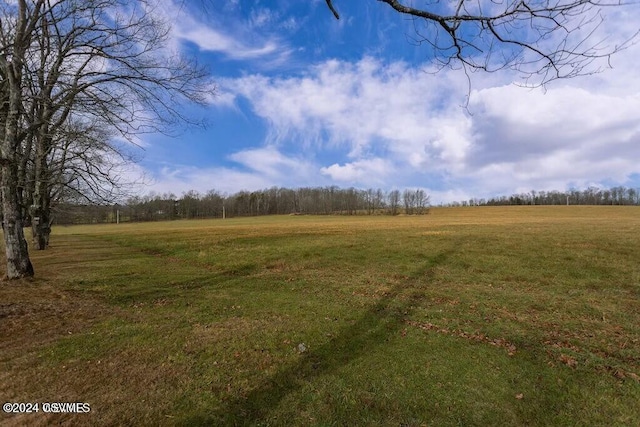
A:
[[144, 146, 321, 195], [228, 146, 316, 180], [177, 27, 280, 60], [146, 165, 271, 196], [222, 57, 471, 161], [158, 1, 291, 63]]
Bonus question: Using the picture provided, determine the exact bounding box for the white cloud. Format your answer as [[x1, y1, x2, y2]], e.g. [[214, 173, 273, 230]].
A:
[[213, 48, 640, 201], [144, 146, 322, 196], [320, 158, 391, 183], [223, 57, 472, 166], [178, 26, 280, 59], [145, 165, 270, 196], [228, 146, 315, 180], [466, 75, 640, 193]]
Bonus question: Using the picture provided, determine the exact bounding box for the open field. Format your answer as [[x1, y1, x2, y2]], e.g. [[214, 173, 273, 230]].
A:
[[1, 206, 640, 426]]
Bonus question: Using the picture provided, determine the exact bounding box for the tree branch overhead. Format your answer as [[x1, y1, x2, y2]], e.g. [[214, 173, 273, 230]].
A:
[[326, 0, 637, 85]]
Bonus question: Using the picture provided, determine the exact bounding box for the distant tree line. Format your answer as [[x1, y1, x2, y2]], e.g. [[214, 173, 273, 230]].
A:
[[52, 185, 640, 225], [54, 187, 431, 224], [445, 186, 640, 207]]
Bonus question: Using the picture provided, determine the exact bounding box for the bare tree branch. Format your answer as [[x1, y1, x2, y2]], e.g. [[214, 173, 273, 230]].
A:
[[327, 0, 638, 85], [326, 0, 340, 20]]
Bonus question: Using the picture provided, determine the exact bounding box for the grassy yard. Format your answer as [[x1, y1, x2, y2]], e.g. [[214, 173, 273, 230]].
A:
[[1, 206, 639, 426]]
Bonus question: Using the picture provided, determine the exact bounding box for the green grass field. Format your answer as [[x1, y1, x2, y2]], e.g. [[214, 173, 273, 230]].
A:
[[2, 206, 639, 426]]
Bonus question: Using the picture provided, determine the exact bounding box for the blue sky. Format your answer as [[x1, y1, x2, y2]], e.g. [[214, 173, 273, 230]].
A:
[[130, 0, 640, 204]]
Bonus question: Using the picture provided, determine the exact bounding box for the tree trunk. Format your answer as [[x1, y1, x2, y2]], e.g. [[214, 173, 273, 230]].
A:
[[31, 130, 52, 250], [31, 205, 51, 250], [0, 0, 35, 278], [1, 164, 34, 278]]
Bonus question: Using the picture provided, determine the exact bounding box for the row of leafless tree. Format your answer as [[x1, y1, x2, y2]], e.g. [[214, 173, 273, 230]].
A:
[[55, 187, 431, 224], [57, 183, 640, 225], [0, 1, 212, 278], [446, 186, 640, 207]]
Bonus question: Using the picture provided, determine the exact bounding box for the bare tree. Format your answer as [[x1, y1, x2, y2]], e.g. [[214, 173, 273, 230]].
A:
[[0, 0, 39, 278], [325, 0, 637, 85], [403, 189, 415, 214], [0, 0, 213, 278], [414, 189, 430, 214], [388, 189, 401, 215]]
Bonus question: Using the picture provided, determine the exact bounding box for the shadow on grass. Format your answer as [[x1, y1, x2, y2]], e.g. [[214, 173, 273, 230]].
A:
[[181, 249, 454, 426]]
